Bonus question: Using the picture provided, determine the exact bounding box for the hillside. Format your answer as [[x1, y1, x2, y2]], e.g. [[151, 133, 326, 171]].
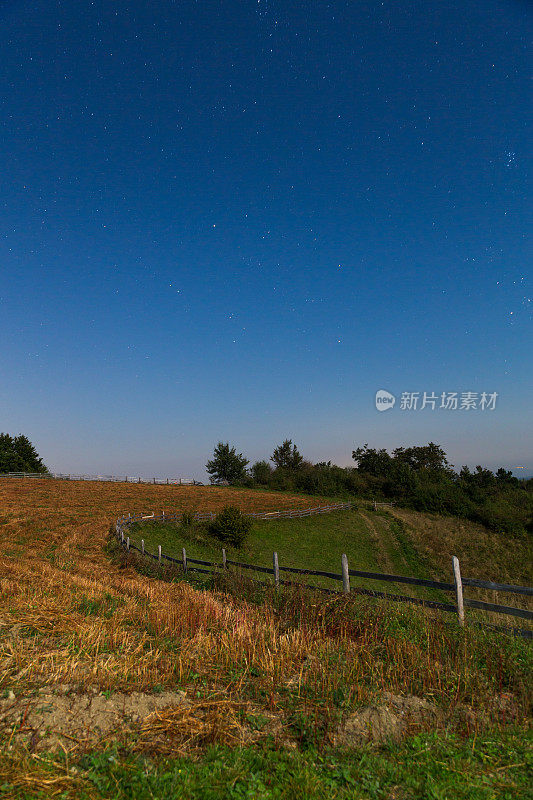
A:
[[129, 502, 533, 620], [389, 506, 533, 588], [0, 478, 531, 799]]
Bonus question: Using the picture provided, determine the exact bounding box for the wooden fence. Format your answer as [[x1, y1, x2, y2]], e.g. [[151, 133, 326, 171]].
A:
[[136, 502, 354, 523], [2, 472, 203, 486], [115, 511, 533, 638]]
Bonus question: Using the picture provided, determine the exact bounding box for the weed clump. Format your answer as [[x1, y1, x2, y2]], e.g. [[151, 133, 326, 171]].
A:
[[181, 511, 194, 526]]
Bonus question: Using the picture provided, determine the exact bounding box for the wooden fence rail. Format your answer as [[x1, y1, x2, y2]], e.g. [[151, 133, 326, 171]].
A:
[[122, 503, 355, 523], [2, 472, 202, 485], [115, 512, 533, 638]]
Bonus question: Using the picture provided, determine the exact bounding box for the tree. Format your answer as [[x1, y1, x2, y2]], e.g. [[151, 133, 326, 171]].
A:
[[271, 439, 303, 470], [250, 460, 273, 484], [352, 444, 393, 477], [206, 442, 249, 484], [459, 465, 495, 488], [495, 468, 519, 486], [0, 433, 48, 474], [392, 443, 452, 474]]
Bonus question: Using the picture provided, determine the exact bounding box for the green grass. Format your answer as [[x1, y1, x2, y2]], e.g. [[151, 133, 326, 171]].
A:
[[128, 510, 450, 603], [5, 729, 532, 799]]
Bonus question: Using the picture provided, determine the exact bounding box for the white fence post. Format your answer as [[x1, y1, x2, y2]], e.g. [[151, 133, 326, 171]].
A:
[[141, 539, 145, 555], [126, 536, 130, 550], [222, 548, 227, 569], [273, 551, 279, 588], [342, 553, 350, 594], [453, 556, 465, 627], [182, 547, 187, 574], [158, 544, 162, 563]]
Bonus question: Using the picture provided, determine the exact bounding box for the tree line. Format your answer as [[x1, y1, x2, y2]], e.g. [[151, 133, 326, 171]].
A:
[[1, 432, 530, 539], [206, 440, 533, 538]]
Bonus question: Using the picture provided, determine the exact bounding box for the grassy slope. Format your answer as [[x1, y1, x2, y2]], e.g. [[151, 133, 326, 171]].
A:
[[130, 509, 448, 602], [388, 507, 533, 620], [0, 478, 531, 799], [129, 502, 533, 617], [390, 506, 533, 587]]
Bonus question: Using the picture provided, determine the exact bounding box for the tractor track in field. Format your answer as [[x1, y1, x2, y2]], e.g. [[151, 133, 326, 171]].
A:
[[358, 512, 396, 574]]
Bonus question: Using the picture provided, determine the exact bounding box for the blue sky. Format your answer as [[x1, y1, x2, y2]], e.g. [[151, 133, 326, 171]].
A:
[[1, 0, 531, 479]]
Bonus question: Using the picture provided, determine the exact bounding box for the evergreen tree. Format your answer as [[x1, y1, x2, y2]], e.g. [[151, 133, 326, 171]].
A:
[[0, 433, 48, 473]]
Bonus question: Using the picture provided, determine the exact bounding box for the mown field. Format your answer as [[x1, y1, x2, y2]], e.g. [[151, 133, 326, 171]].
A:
[[0, 478, 531, 799]]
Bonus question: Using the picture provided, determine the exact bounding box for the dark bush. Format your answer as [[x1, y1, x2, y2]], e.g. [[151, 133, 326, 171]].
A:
[[208, 505, 253, 548]]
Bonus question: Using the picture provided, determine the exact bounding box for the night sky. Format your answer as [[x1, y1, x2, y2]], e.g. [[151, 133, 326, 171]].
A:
[[1, 1, 531, 478]]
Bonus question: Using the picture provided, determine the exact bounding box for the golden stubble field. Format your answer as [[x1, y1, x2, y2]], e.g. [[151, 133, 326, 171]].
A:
[[0, 477, 322, 598], [0, 480, 332, 756]]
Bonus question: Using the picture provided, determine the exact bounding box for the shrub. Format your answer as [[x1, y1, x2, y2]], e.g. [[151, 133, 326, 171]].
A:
[[208, 505, 252, 547], [181, 511, 194, 526]]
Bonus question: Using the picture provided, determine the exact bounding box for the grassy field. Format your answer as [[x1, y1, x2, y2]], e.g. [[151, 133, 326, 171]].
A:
[[129, 503, 533, 617], [129, 509, 450, 603], [0, 477, 531, 799]]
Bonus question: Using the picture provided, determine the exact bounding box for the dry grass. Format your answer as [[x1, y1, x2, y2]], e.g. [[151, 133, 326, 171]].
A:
[[0, 477, 531, 773], [388, 507, 533, 621], [389, 507, 533, 586], [0, 750, 92, 800]]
